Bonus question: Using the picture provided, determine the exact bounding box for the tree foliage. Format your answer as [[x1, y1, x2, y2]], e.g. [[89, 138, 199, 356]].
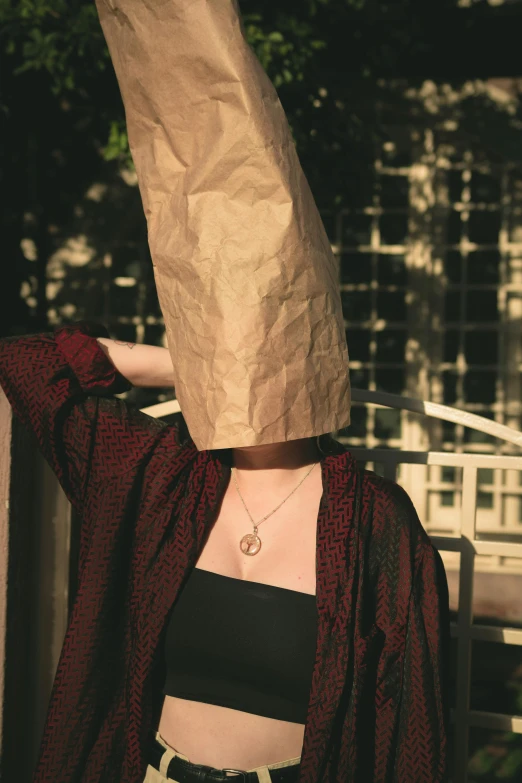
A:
[[3, 0, 521, 336], [1, 0, 466, 195], [2, 0, 398, 335], [1, 0, 108, 92], [1, 0, 377, 168]]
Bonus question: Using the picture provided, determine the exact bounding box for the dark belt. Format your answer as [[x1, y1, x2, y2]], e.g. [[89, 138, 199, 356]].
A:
[[148, 738, 300, 783]]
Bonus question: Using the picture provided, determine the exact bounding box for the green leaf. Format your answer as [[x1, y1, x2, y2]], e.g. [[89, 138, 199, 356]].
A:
[[495, 748, 522, 778], [103, 120, 130, 162]]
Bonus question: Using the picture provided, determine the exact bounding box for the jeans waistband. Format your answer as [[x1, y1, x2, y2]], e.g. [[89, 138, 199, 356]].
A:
[[148, 732, 301, 783]]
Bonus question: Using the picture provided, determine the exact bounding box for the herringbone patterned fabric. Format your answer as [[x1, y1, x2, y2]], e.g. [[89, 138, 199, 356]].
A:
[[0, 322, 450, 782]]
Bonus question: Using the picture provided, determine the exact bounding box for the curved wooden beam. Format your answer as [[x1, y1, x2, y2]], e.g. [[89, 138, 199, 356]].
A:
[[141, 388, 522, 449]]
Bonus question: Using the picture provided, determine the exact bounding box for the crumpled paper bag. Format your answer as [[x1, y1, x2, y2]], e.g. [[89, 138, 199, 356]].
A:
[[95, 0, 351, 450]]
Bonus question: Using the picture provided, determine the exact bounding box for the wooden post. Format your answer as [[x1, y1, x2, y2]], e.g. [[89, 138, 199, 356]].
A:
[[0, 388, 11, 757], [0, 389, 71, 782]]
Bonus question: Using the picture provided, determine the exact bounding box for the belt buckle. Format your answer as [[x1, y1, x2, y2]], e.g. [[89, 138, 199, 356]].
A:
[[221, 768, 248, 782]]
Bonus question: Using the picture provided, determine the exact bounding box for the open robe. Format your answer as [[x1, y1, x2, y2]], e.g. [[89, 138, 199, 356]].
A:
[[0, 324, 450, 782], [94, 0, 351, 450]]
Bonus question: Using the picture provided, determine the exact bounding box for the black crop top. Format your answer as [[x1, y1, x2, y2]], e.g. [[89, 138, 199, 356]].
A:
[[163, 568, 318, 724]]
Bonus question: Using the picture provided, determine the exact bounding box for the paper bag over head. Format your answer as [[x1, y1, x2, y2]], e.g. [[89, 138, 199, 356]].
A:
[[96, 0, 351, 450]]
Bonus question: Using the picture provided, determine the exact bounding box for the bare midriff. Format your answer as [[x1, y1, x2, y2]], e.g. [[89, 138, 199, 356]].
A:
[[158, 697, 305, 769]]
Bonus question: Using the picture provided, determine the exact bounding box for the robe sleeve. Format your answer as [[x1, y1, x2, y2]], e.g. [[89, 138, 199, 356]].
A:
[[394, 540, 451, 782], [365, 476, 451, 782], [0, 321, 175, 515]]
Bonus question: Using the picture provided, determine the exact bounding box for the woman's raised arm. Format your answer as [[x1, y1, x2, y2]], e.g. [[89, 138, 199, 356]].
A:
[[0, 322, 181, 515], [96, 337, 174, 388]]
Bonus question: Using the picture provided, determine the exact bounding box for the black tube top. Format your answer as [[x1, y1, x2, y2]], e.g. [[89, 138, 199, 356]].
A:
[[163, 568, 318, 724]]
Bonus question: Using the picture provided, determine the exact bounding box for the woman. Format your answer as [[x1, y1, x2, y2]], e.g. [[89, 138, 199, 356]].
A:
[[0, 321, 450, 783]]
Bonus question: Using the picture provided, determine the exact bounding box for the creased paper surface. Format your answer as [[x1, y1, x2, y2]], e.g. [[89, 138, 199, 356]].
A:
[[96, 0, 351, 450]]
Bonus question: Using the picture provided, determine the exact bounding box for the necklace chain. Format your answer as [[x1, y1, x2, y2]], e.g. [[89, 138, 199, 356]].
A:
[[232, 461, 318, 534]]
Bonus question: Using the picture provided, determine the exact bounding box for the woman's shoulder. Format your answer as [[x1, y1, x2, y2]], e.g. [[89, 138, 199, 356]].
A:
[[84, 398, 198, 478], [359, 467, 433, 553], [325, 445, 429, 543], [360, 468, 416, 514]]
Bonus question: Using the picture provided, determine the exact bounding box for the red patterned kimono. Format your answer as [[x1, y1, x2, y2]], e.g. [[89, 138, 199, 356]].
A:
[[0, 322, 450, 782]]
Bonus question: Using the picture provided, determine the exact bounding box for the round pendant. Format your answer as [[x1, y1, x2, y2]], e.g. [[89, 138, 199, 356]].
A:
[[240, 533, 262, 556]]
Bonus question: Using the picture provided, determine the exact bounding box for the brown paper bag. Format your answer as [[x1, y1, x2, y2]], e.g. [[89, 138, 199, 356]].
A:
[[95, 0, 350, 449]]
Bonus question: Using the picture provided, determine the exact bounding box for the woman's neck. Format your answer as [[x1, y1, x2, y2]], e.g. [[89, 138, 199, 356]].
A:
[[230, 437, 321, 491]]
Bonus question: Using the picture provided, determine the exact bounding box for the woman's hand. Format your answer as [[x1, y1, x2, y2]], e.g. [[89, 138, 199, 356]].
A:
[[96, 338, 175, 388]]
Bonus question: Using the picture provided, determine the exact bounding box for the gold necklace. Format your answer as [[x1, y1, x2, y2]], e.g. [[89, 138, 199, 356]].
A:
[[232, 462, 318, 556]]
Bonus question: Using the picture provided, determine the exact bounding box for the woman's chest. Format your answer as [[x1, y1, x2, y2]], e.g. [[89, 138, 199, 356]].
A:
[[194, 470, 324, 596]]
